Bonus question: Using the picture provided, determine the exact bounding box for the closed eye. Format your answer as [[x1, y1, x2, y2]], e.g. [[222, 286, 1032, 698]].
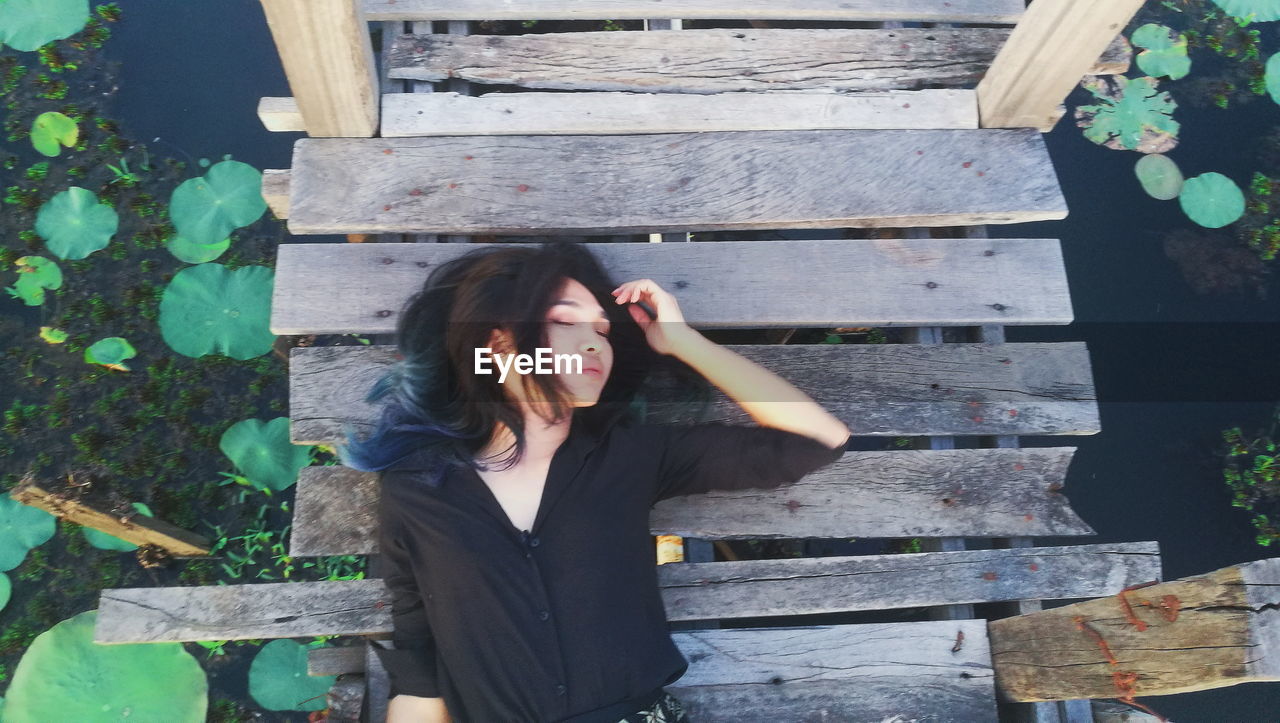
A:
[[553, 319, 611, 338]]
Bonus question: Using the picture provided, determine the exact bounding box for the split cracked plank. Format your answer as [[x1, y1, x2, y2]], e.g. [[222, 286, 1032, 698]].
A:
[[284, 129, 1067, 236]]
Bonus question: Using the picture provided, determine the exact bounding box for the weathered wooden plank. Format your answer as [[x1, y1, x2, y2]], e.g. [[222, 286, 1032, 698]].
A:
[[325, 674, 364, 722], [272, 238, 1072, 335], [9, 478, 211, 558], [287, 341, 1096, 447], [978, 0, 1145, 131], [380, 89, 978, 136], [286, 129, 1067, 235], [257, 96, 303, 132], [386, 28, 1121, 94], [363, 0, 1026, 23], [289, 446, 1092, 558], [668, 620, 996, 722], [991, 557, 1280, 702], [309, 645, 367, 676], [661, 542, 1159, 621], [259, 0, 378, 137], [262, 169, 290, 219]]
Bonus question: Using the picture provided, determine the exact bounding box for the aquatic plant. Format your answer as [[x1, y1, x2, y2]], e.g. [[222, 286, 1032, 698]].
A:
[[168, 234, 230, 264], [219, 417, 313, 492], [83, 502, 153, 551], [5, 255, 63, 306], [0, 572, 9, 613], [1075, 75, 1180, 153], [0, 496, 56, 571], [248, 639, 334, 711], [34, 186, 118, 259], [1132, 23, 1192, 80], [23, 161, 48, 180], [84, 336, 137, 371], [38, 327, 67, 344], [1210, 0, 1272, 22], [105, 156, 139, 186], [0, 0, 90, 52], [1179, 171, 1246, 227], [169, 159, 267, 245], [2, 609, 207, 720], [1135, 153, 1185, 200], [158, 263, 275, 359], [1222, 408, 1280, 546]]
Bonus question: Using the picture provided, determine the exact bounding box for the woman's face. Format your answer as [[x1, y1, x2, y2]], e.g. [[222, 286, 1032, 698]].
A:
[[543, 277, 613, 407]]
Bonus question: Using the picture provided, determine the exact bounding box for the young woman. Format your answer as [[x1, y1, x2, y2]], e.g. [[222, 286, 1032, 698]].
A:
[[340, 242, 850, 723]]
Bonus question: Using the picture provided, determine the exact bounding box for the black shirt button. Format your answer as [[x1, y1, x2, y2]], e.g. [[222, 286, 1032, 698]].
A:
[[538, 610, 550, 621], [555, 684, 566, 696], [529, 536, 540, 547]]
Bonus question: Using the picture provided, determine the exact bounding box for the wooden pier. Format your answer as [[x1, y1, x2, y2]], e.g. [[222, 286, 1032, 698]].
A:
[[89, 1, 1280, 721]]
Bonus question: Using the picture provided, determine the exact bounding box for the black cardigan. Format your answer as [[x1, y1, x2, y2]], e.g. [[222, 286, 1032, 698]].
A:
[[372, 414, 848, 722]]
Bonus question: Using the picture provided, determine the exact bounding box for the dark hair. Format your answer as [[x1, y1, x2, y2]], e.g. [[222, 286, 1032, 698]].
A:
[[337, 241, 709, 485]]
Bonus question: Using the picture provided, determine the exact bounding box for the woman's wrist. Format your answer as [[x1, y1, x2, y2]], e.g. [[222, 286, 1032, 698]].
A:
[[664, 324, 708, 358]]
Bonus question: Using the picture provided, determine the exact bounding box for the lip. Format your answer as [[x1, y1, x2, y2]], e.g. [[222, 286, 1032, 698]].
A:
[[583, 367, 602, 376]]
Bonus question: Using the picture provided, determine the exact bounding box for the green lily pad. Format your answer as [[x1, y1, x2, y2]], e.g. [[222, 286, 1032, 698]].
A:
[[249, 639, 334, 711], [167, 234, 231, 264], [35, 186, 119, 260], [0, 572, 10, 613], [1265, 52, 1280, 105], [1131, 24, 1190, 81], [30, 111, 79, 157], [1074, 75, 1179, 154], [5, 255, 62, 306], [1180, 172, 1245, 228], [83, 502, 153, 551], [84, 336, 137, 371], [0, 495, 56, 572], [1210, 0, 1275, 22], [39, 326, 68, 344], [159, 263, 275, 359], [3, 610, 207, 721], [0, 0, 89, 52], [1135, 154, 1184, 201], [169, 160, 267, 245], [220, 418, 313, 492]]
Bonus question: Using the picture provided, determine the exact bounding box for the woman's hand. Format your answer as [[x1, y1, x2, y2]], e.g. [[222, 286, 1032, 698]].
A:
[[611, 279, 695, 356]]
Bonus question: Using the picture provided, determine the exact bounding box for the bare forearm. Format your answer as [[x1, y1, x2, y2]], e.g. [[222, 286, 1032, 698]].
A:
[[388, 694, 452, 723], [668, 328, 850, 449]]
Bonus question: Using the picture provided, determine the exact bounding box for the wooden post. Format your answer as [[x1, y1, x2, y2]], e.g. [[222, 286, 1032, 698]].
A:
[[258, 0, 379, 137], [989, 558, 1280, 704], [10, 477, 211, 558], [977, 0, 1144, 131]]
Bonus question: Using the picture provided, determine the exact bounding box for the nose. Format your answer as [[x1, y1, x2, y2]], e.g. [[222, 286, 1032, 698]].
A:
[[582, 340, 600, 354]]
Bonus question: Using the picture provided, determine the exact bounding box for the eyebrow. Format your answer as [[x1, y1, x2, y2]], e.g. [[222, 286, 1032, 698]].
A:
[[551, 299, 610, 322]]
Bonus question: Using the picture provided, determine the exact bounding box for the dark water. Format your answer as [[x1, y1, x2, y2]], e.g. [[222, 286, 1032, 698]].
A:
[[100, 0, 1280, 719]]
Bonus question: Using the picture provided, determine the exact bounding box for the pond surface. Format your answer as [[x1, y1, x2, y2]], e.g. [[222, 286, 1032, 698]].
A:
[[4, 0, 1279, 719]]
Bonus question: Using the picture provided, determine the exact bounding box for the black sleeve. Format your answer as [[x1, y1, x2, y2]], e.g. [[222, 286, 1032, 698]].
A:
[[370, 472, 442, 699], [651, 422, 848, 504]]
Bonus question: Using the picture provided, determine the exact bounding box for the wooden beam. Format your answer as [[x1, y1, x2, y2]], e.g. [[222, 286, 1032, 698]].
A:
[[257, 96, 303, 133], [380, 89, 979, 136], [363, 0, 1026, 23], [387, 28, 1107, 94], [258, 0, 379, 137], [262, 169, 290, 219], [977, 0, 1144, 131], [9, 477, 211, 558], [990, 557, 1280, 701], [285, 130, 1067, 236]]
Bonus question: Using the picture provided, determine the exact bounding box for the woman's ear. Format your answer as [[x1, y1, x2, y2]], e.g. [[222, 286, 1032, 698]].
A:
[[486, 326, 515, 355]]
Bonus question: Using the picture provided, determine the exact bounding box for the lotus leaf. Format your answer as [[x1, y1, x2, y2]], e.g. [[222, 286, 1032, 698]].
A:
[[1180, 172, 1245, 228], [1210, 0, 1275, 22], [39, 326, 67, 344], [1131, 24, 1190, 81], [0, 0, 89, 52], [35, 186, 119, 260], [4, 610, 207, 721], [1135, 154, 1184, 201], [84, 336, 137, 371], [83, 502, 153, 551], [0, 495, 56, 571], [167, 234, 230, 264], [169, 160, 266, 245], [248, 639, 334, 711], [30, 111, 79, 157], [1074, 75, 1179, 154], [5, 255, 62, 306], [1266, 52, 1280, 105], [219, 417, 312, 492], [159, 263, 275, 359], [0, 572, 10, 613]]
